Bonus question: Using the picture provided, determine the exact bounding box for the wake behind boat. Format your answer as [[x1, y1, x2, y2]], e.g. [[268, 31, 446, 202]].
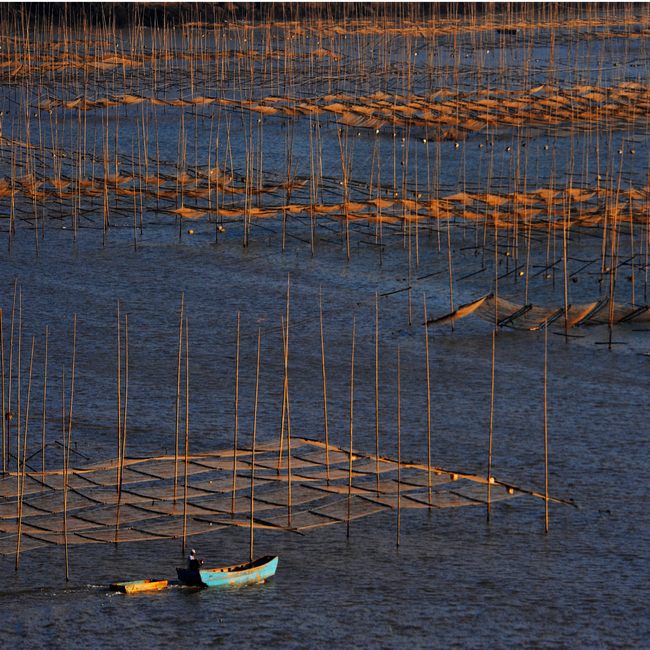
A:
[[176, 555, 279, 589]]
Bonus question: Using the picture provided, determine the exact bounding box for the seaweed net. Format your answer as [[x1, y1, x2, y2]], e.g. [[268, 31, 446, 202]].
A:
[[2, 162, 648, 233], [428, 294, 650, 330], [37, 83, 650, 135], [0, 437, 565, 557]]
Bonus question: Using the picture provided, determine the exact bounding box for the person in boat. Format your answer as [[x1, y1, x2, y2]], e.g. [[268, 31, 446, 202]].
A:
[[187, 549, 203, 571]]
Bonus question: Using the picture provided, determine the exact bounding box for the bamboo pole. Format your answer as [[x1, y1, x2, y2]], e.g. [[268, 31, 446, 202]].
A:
[[562, 188, 571, 341], [174, 291, 184, 501], [122, 314, 129, 501], [346, 315, 356, 539], [447, 204, 455, 332], [231, 311, 240, 517], [16, 290, 21, 491], [115, 312, 129, 543], [41, 325, 48, 479], [423, 294, 432, 506], [1, 308, 4, 474], [396, 345, 401, 548], [374, 292, 380, 496], [7, 280, 16, 471], [62, 365, 68, 580], [250, 328, 261, 563], [182, 316, 189, 556], [277, 274, 291, 472], [319, 289, 330, 484], [15, 336, 34, 571], [116, 301, 121, 491], [282, 314, 293, 527], [65, 314, 76, 581], [544, 320, 549, 533], [487, 329, 496, 521]]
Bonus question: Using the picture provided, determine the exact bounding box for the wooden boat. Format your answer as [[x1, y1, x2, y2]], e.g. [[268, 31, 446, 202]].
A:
[[176, 555, 278, 589], [109, 578, 169, 594]]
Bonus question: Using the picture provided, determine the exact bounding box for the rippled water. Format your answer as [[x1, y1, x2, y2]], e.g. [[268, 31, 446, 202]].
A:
[[1, 223, 648, 649], [2, 15, 650, 649]]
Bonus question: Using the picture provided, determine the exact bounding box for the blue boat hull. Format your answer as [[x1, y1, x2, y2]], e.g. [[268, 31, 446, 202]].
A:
[[176, 555, 278, 589]]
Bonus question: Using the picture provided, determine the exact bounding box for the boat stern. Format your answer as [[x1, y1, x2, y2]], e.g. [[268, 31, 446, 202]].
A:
[[176, 567, 204, 587]]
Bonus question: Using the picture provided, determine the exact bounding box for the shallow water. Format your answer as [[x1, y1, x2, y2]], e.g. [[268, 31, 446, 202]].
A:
[[1, 14, 650, 649], [2, 223, 649, 649]]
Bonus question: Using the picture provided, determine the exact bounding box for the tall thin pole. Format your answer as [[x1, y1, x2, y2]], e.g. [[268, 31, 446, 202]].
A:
[[544, 321, 550, 533], [231, 311, 240, 516], [277, 274, 290, 471], [182, 317, 189, 556], [250, 328, 261, 563], [116, 301, 121, 491], [115, 313, 129, 544], [123, 315, 130, 501], [7, 280, 17, 471], [15, 336, 34, 571], [282, 315, 293, 527], [174, 292, 184, 500], [374, 292, 380, 496], [65, 314, 77, 581], [487, 329, 496, 521], [396, 345, 401, 548], [423, 294, 432, 506], [62, 365, 68, 580], [41, 325, 48, 479], [319, 290, 330, 484], [447, 213, 455, 332], [16, 289, 22, 482], [1, 308, 5, 475], [347, 316, 356, 539]]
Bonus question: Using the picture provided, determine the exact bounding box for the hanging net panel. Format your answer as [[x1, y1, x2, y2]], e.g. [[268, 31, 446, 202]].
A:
[[0, 438, 572, 557], [427, 294, 650, 331]]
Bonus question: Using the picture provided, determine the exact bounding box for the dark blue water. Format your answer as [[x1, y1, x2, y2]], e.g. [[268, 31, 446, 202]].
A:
[[1, 15, 649, 649]]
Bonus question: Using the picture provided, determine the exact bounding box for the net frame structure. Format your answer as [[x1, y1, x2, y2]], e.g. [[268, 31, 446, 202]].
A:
[[427, 293, 650, 331], [0, 437, 570, 558]]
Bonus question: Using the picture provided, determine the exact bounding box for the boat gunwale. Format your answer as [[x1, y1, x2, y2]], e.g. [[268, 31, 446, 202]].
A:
[[199, 554, 277, 575], [176, 555, 278, 587]]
